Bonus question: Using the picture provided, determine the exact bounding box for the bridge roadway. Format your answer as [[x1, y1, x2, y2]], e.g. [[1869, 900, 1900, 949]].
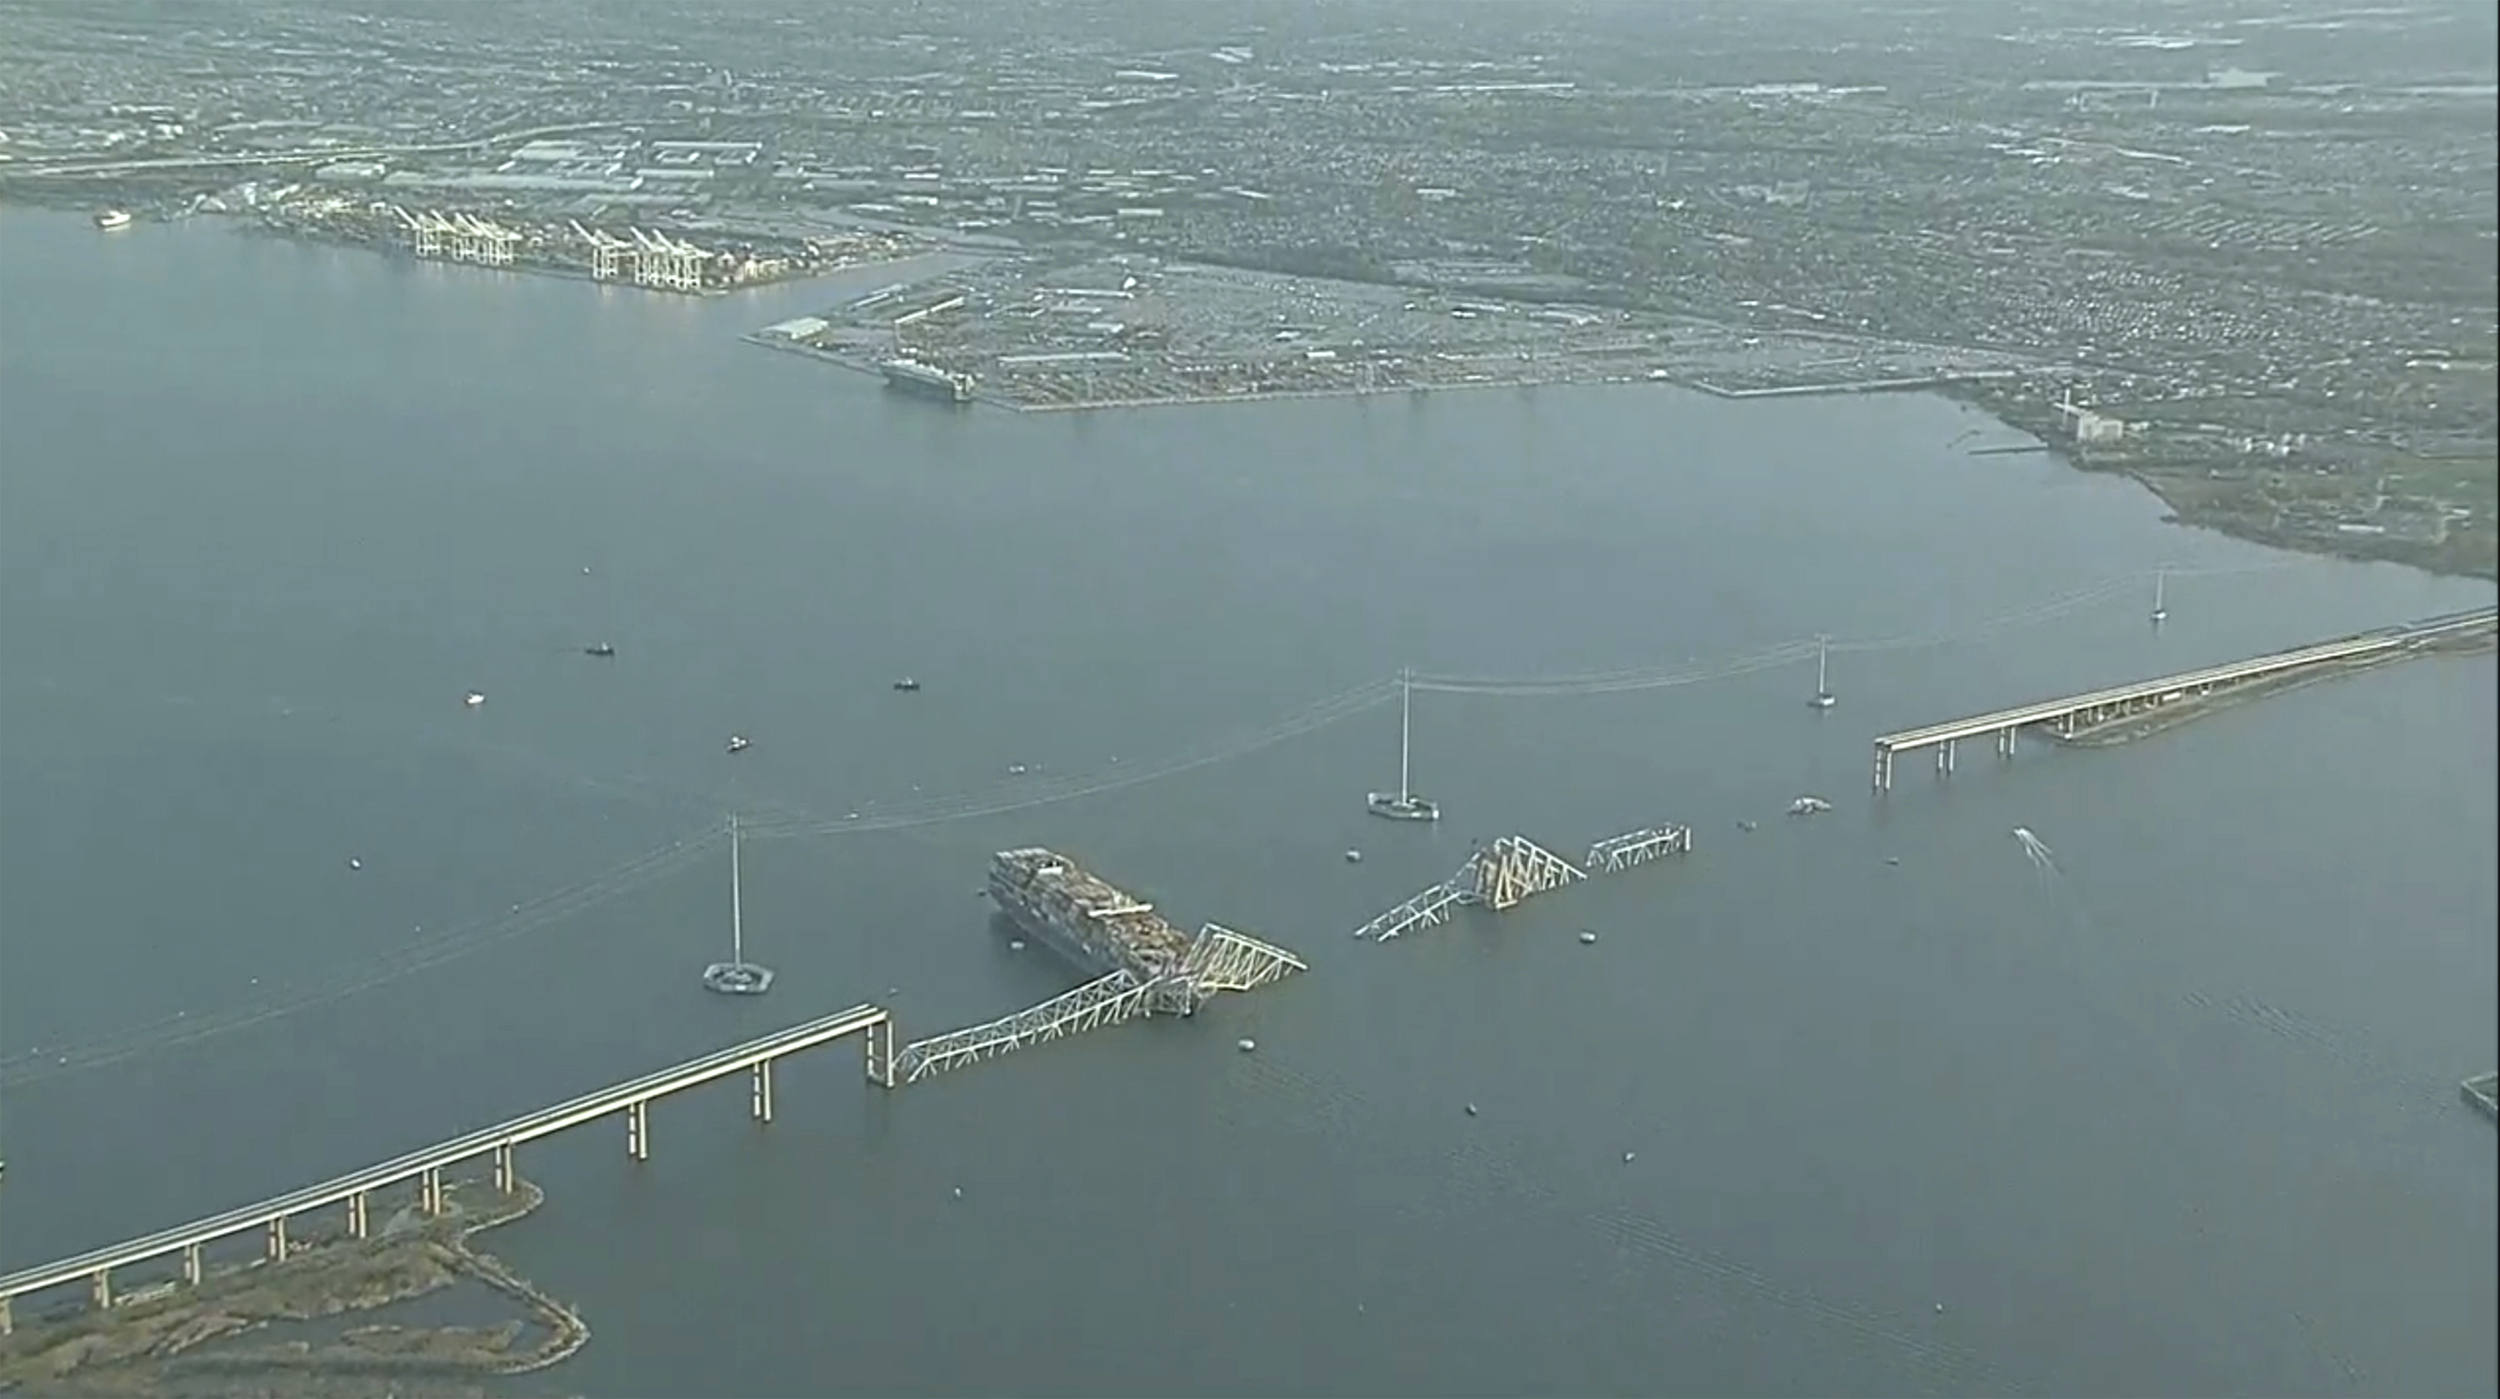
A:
[[0, 1003, 893, 1331], [1872, 605, 2497, 790]]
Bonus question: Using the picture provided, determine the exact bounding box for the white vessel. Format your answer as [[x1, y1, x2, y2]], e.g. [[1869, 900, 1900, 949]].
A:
[[701, 814, 775, 995], [1367, 668, 1441, 821], [94, 209, 133, 231], [1788, 795, 1833, 816], [1809, 635, 1837, 710], [881, 356, 977, 403]]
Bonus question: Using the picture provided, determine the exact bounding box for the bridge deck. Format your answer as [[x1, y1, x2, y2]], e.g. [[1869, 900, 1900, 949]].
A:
[[0, 1003, 889, 1303], [1875, 608, 2494, 753]]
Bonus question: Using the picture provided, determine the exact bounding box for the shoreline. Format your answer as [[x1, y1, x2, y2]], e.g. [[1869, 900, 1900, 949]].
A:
[[0, 1175, 589, 1397], [23, 203, 2488, 586], [1940, 380, 2495, 585]]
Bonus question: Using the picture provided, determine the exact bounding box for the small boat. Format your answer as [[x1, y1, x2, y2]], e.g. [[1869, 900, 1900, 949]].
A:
[[726, 734, 751, 754], [94, 210, 133, 232], [1366, 669, 1442, 822], [584, 643, 616, 658], [1788, 796, 1832, 816], [464, 691, 487, 708], [892, 676, 920, 692]]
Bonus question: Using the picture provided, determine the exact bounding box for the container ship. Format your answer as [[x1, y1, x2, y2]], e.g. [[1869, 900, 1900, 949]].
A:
[[881, 356, 977, 404], [988, 848, 1194, 983]]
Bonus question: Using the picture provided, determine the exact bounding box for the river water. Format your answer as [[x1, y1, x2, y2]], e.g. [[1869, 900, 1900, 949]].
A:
[[0, 209, 2492, 1397]]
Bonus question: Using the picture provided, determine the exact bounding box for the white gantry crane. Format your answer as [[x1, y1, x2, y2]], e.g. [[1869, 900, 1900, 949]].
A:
[[628, 227, 709, 292], [568, 219, 638, 281]]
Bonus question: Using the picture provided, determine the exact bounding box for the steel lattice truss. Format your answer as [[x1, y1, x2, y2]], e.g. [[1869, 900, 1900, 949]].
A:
[[894, 970, 1160, 1084], [1356, 881, 1467, 942], [1585, 823, 1694, 873], [1457, 834, 1587, 911], [1183, 924, 1309, 991]]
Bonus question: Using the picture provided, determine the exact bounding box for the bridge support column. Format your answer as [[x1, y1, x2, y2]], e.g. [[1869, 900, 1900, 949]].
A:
[[751, 1060, 775, 1123], [864, 1015, 896, 1090], [1936, 740, 1956, 776], [493, 1143, 516, 1193], [1871, 747, 1893, 792], [1996, 726, 2017, 758], [265, 1216, 287, 1262], [183, 1244, 203, 1285], [625, 1099, 651, 1161], [346, 1190, 369, 1239], [0, 1296, 11, 1336], [90, 1269, 111, 1310], [421, 1166, 445, 1216]]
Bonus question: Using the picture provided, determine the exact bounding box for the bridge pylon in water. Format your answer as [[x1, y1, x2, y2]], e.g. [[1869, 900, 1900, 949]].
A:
[[1456, 834, 1586, 911]]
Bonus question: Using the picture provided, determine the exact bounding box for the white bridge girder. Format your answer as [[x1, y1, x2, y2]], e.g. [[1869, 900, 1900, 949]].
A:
[[1356, 881, 1465, 943], [894, 923, 1307, 1084], [1457, 834, 1586, 912], [1182, 923, 1308, 992], [1363, 826, 1692, 945], [1585, 824, 1693, 873], [894, 970, 1157, 1084]]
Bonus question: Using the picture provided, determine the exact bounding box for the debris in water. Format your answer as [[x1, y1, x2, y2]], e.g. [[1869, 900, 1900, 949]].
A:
[[1465, 1103, 1479, 1117], [1578, 929, 1598, 945], [347, 857, 362, 871], [1344, 848, 1363, 863], [1008, 938, 1026, 951], [1237, 1038, 1257, 1053]]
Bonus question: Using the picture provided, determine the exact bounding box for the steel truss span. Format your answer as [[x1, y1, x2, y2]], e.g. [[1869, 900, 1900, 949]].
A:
[[895, 971, 1158, 1084], [1457, 834, 1587, 911], [894, 923, 1310, 1084], [1360, 824, 1692, 943]]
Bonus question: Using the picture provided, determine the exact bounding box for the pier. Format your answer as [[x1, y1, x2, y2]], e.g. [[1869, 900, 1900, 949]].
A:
[[1358, 823, 1693, 943], [1871, 606, 2497, 791], [0, 1004, 894, 1335]]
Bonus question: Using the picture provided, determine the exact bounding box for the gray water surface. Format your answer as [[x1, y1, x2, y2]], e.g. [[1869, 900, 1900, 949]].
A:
[[0, 210, 2492, 1398]]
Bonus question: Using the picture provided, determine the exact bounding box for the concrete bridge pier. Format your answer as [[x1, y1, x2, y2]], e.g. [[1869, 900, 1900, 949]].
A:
[[864, 1016, 897, 1089], [1995, 725, 2018, 758], [1936, 740, 1957, 776], [750, 1060, 774, 1123], [625, 1099, 651, 1161], [345, 1190, 369, 1239], [1872, 747, 1894, 792], [265, 1216, 287, 1262], [421, 1166, 446, 1216], [89, 1269, 110, 1310], [492, 1143, 516, 1194], [2, 1295, 12, 1335], [182, 1244, 202, 1285]]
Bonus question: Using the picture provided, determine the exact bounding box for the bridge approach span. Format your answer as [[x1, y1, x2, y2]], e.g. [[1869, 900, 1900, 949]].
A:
[[0, 1003, 892, 1325], [1871, 606, 2495, 789]]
